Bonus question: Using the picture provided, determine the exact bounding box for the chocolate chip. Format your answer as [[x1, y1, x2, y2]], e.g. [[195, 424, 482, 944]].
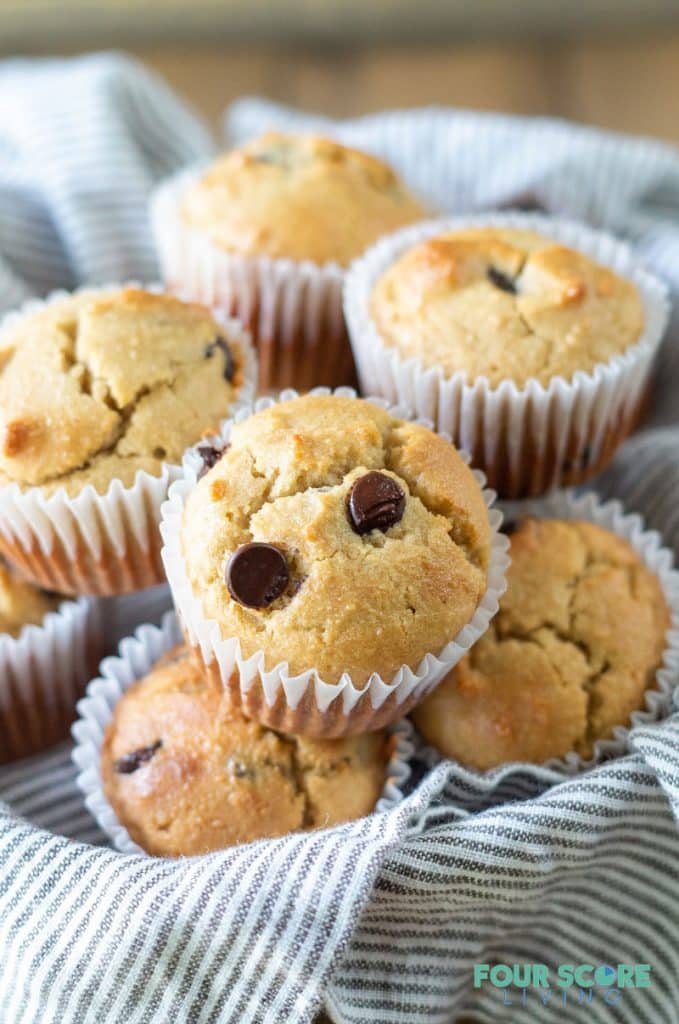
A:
[[227, 758, 255, 780], [114, 739, 162, 775], [197, 443, 226, 480], [227, 542, 289, 609], [501, 520, 518, 537], [487, 267, 517, 294], [205, 337, 235, 383], [348, 472, 406, 535]]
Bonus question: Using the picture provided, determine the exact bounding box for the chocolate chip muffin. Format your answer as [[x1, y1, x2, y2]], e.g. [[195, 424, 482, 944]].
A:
[[181, 132, 425, 267], [0, 287, 248, 496], [101, 646, 388, 856], [180, 394, 491, 688], [165, 392, 503, 736], [412, 518, 670, 767], [0, 560, 58, 637], [369, 227, 645, 388], [0, 286, 254, 596]]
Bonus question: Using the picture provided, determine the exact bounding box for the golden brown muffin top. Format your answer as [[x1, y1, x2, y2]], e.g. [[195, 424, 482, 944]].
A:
[[370, 227, 645, 387], [0, 560, 59, 637], [181, 394, 491, 684], [412, 518, 670, 767], [0, 288, 248, 497], [101, 646, 387, 856], [181, 131, 425, 266]]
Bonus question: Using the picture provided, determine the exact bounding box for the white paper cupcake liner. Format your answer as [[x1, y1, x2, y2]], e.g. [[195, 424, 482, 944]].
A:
[[0, 283, 257, 597], [1, 595, 100, 763], [416, 489, 679, 775], [151, 166, 356, 392], [343, 213, 670, 500], [159, 386, 510, 738], [71, 610, 415, 854]]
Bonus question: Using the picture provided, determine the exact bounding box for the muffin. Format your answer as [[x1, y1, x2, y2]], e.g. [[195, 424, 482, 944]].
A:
[[0, 286, 255, 595], [0, 559, 59, 636], [0, 561, 97, 763], [369, 227, 644, 387], [161, 391, 508, 737], [412, 518, 672, 768], [101, 645, 388, 856], [344, 214, 668, 498], [152, 132, 426, 391]]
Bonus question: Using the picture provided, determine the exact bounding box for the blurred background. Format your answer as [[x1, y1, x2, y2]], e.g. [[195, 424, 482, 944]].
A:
[[0, 0, 678, 141]]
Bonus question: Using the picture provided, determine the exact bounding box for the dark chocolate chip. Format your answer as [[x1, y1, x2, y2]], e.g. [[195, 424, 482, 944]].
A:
[[114, 739, 162, 775], [197, 443, 227, 480], [228, 758, 255, 780], [205, 336, 235, 383], [487, 267, 517, 294], [348, 471, 406, 535], [227, 542, 289, 609]]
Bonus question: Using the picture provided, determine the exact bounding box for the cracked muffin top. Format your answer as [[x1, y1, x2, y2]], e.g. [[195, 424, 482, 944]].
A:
[[0, 288, 248, 497], [0, 560, 59, 637], [412, 518, 670, 767], [181, 131, 426, 266], [181, 394, 491, 684], [101, 645, 387, 856], [369, 227, 645, 388]]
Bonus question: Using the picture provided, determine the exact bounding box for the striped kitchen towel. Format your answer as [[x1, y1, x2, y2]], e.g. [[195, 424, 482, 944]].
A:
[[2, 54, 679, 1024]]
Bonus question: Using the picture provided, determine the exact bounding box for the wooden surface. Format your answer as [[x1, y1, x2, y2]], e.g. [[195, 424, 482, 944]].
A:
[[2, 1, 679, 48], [130, 32, 679, 145]]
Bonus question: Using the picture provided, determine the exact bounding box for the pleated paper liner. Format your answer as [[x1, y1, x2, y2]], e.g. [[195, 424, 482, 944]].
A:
[[160, 387, 510, 739], [0, 284, 257, 597], [343, 212, 669, 499], [71, 610, 416, 855], [151, 166, 357, 393], [415, 489, 679, 775], [1, 596, 100, 763]]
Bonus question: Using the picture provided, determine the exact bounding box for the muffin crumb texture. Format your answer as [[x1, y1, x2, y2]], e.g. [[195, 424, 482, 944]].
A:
[[0, 561, 58, 637], [181, 131, 425, 266], [0, 288, 245, 496], [101, 646, 387, 856], [413, 518, 670, 767], [181, 394, 491, 684], [370, 228, 645, 387]]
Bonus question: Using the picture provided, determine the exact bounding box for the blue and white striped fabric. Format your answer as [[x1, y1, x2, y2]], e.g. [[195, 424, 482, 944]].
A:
[[2, 54, 679, 1024]]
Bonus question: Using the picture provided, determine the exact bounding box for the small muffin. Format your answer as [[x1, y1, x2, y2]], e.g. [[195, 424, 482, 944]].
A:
[[155, 132, 426, 392], [0, 560, 58, 638], [180, 394, 491, 690], [0, 287, 253, 596], [0, 288, 248, 496], [412, 518, 670, 768], [369, 227, 644, 389], [0, 560, 97, 763], [101, 646, 388, 856], [182, 131, 425, 267]]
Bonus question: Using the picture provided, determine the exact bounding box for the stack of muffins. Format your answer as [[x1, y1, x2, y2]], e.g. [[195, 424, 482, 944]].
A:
[[2, 131, 677, 859]]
